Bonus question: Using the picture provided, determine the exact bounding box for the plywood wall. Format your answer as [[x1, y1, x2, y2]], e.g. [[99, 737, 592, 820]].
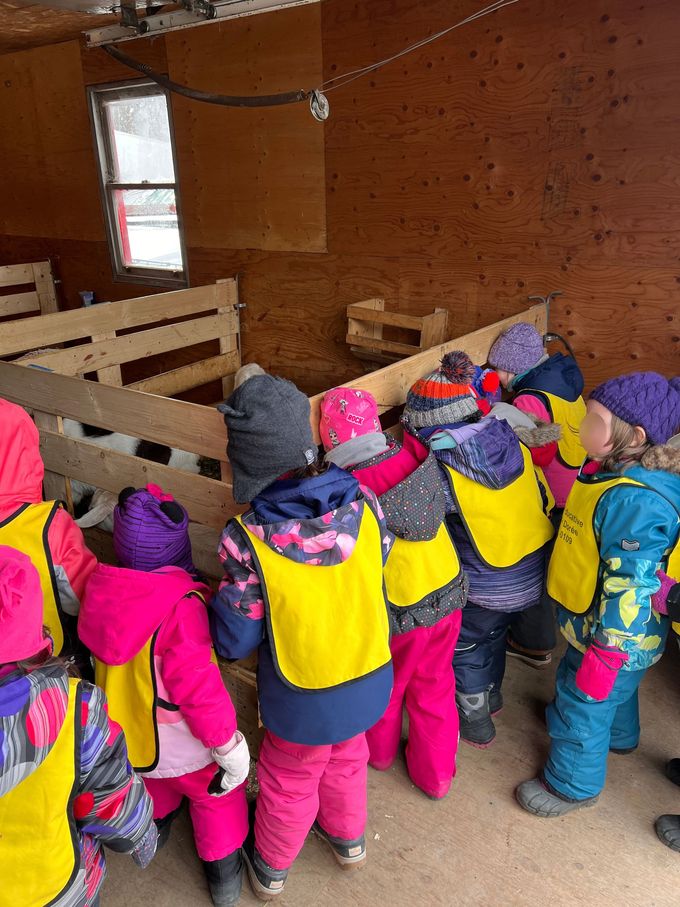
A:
[[0, 0, 678, 395]]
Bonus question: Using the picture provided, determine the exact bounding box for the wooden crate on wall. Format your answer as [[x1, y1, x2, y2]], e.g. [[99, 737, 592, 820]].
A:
[[347, 298, 450, 367]]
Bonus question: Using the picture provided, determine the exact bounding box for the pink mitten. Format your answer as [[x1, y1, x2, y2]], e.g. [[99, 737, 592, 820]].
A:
[[651, 571, 676, 616], [575, 640, 629, 701]]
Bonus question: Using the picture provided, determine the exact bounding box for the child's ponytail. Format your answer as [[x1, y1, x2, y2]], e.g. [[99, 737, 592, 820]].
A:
[[601, 413, 653, 473]]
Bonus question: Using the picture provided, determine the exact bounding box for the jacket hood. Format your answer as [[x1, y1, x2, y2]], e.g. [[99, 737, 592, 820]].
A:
[[0, 400, 44, 512], [641, 444, 680, 478], [242, 466, 374, 567], [512, 413, 562, 449], [250, 464, 361, 523], [0, 664, 68, 793], [513, 353, 584, 402], [427, 417, 525, 490], [79, 563, 207, 664]]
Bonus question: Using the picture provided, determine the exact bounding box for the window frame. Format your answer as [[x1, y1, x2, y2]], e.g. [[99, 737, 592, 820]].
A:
[[88, 79, 189, 289]]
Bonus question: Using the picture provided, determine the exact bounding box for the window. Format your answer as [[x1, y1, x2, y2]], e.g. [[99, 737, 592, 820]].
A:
[[89, 81, 188, 287]]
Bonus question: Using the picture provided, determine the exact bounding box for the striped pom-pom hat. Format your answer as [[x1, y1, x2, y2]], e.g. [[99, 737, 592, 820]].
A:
[[403, 350, 480, 429]]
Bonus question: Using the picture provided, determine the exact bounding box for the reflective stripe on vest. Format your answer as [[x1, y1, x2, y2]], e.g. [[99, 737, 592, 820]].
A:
[[0, 678, 80, 907], [384, 521, 461, 609], [516, 390, 587, 470], [535, 464, 556, 515], [94, 591, 207, 773], [0, 502, 63, 654], [547, 475, 680, 615], [442, 444, 554, 568], [235, 504, 391, 692]]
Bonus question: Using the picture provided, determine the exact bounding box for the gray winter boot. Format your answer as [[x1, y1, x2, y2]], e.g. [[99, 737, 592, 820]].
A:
[[515, 777, 599, 817], [655, 815, 680, 852], [456, 689, 495, 748]]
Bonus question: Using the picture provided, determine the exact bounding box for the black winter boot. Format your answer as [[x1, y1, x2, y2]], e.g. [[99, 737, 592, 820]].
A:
[[202, 849, 244, 907], [242, 830, 288, 901], [666, 759, 680, 787], [154, 804, 183, 851], [489, 685, 503, 716], [456, 689, 495, 748]]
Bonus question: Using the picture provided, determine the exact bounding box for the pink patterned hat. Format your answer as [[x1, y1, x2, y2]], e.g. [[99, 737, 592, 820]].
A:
[[320, 387, 382, 450]]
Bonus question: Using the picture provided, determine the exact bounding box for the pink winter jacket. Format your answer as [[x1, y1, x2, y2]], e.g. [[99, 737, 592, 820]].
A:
[[513, 394, 576, 509], [79, 563, 237, 778], [0, 398, 96, 618]]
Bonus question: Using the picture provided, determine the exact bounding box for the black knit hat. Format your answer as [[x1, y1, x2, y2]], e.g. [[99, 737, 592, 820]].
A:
[[218, 368, 317, 503]]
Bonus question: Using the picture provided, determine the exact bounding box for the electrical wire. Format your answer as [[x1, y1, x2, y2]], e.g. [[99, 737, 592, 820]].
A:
[[319, 0, 521, 93], [102, 0, 524, 112], [102, 44, 309, 106]]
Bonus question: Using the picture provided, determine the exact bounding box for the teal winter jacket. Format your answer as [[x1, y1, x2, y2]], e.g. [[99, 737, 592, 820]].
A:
[[558, 444, 680, 671]]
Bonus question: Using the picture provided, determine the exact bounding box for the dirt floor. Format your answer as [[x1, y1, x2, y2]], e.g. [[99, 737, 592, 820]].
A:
[[102, 638, 680, 906]]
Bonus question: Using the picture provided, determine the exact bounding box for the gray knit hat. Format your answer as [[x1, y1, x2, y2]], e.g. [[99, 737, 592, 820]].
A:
[[218, 365, 317, 503]]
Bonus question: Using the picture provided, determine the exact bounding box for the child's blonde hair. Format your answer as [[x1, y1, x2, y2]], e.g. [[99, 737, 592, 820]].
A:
[[601, 413, 652, 472]]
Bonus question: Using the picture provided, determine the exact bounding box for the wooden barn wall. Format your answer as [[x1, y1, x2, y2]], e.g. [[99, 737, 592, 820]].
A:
[[0, 0, 678, 395]]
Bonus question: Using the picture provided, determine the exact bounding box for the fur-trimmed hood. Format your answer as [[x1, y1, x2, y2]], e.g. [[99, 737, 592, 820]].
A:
[[642, 443, 680, 477], [512, 413, 562, 450], [489, 401, 561, 449]]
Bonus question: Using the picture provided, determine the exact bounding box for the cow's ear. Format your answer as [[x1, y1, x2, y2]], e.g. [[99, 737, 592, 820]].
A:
[[118, 486, 136, 508], [160, 500, 184, 524]]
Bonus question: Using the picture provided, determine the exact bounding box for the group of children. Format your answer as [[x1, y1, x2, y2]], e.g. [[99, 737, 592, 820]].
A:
[[0, 322, 679, 907]]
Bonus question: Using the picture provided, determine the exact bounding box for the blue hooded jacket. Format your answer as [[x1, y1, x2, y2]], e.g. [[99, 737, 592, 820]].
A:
[[512, 353, 584, 403], [210, 465, 394, 745]]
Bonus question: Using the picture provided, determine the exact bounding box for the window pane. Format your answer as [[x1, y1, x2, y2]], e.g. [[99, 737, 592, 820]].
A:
[[105, 93, 175, 184], [114, 188, 183, 271]]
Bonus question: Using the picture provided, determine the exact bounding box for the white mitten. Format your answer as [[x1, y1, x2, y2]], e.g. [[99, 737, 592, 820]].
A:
[[211, 732, 250, 793]]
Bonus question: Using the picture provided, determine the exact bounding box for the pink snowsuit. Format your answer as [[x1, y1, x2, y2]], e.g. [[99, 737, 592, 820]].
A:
[[350, 431, 466, 800], [79, 563, 248, 862]]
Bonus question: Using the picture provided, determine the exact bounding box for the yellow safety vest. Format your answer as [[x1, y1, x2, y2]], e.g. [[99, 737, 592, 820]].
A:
[[236, 505, 391, 691], [0, 502, 64, 654], [547, 474, 680, 616], [384, 521, 461, 609], [516, 390, 587, 469], [0, 678, 80, 907], [442, 444, 554, 568], [94, 591, 209, 773]]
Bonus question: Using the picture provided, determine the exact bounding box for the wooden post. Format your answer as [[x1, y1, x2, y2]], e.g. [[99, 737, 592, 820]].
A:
[[419, 307, 449, 351], [216, 278, 241, 485], [91, 332, 124, 385], [33, 411, 73, 511], [31, 261, 59, 315]]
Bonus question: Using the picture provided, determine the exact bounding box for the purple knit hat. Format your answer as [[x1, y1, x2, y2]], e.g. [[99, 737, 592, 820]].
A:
[[590, 373, 680, 445], [113, 484, 195, 574], [488, 322, 545, 375]]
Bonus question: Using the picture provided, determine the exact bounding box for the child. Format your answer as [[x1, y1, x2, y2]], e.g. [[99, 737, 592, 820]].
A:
[[210, 365, 393, 900], [516, 372, 680, 817], [402, 352, 555, 748], [488, 322, 587, 667], [79, 485, 249, 907], [320, 387, 467, 800], [654, 572, 680, 850], [0, 398, 97, 662], [0, 545, 156, 907]]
